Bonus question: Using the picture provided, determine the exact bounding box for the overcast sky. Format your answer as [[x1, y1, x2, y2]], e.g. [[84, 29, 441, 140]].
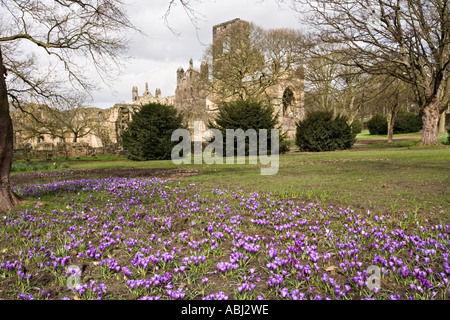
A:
[[90, 0, 306, 109]]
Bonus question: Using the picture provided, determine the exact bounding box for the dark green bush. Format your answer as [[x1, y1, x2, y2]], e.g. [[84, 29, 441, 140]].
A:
[[121, 103, 186, 161], [351, 120, 363, 135], [209, 98, 289, 155], [295, 110, 356, 152], [448, 127, 450, 145], [367, 114, 388, 135], [393, 111, 422, 133]]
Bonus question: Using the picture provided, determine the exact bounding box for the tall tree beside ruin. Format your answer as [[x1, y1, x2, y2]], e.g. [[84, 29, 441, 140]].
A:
[[204, 22, 266, 102], [288, 0, 450, 145], [203, 22, 306, 105], [0, 0, 139, 212], [379, 77, 416, 142]]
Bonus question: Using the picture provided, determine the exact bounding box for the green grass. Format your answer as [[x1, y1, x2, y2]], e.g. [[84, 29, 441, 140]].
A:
[[40, 145, 448, 223], [68, 159, 179, 170], [356, 129, 449, 145], [11, 134, 450, 222], [11, 162, 69, 173], [193, 149, 449, 218], [63, 155, 126, 161], [356, 129, 422, 140]]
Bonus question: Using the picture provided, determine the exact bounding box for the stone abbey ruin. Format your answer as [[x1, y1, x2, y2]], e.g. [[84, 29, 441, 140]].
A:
[[13, 19, 305, 158]]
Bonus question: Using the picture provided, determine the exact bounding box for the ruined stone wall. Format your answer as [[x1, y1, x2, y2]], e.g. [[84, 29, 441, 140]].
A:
[[132, 82, 175, 106], [171, 45, 305, 139], [174, 59, 212, 136], [265, 70, 305, 139], [13, 142, 126, 160], [13, 103, 137, 158], [172, 57, 305, 140]]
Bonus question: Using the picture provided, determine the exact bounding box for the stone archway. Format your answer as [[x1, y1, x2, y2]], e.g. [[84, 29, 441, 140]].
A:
[[282, 87, 296, 116], [280, 86, 301, 139]]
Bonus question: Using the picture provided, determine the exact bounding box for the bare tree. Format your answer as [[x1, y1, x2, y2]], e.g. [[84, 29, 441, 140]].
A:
[[203, 22, 265, 102], [303, 48, 386, 125], [13, 103, 68, 158], [288, 0, 450, 145], [0, 0, 139, 211], [175, 72, 210, 132], [14, 98, 100, 142], [90, 112, 113, 148], [51, 99, 98, 143], [303, 49, 341, 112], [11, 104, 49, 144], [371, 76, 416, 142], [304, 46, 419, 142], [332, 69, 370, 123], [203, 21, 306, 105]]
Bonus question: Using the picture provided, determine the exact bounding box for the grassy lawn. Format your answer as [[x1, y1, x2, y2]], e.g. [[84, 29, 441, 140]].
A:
[[355, 130, 449, 146], [3, 135, 449, 301], [43, 143, 447, 223], [12, 137, 450, 222], [356, 130, 423, 140], [189, 148, 449, 221]]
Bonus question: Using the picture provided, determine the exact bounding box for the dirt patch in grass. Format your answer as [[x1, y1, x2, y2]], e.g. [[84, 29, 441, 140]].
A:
[[10, 168, 199, 186]]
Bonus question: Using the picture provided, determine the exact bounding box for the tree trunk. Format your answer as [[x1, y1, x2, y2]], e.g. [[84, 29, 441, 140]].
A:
[[438, 111, 446, 134], [420, 102, 441, 145], [63, 142, 69, 159], [387, 106, 399, 143], [0, 46, 19, 212], [387, 92, 400, 143]]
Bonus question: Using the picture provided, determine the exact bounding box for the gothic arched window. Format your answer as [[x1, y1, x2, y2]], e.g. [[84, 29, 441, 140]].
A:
[[282, 88, 295, 114]]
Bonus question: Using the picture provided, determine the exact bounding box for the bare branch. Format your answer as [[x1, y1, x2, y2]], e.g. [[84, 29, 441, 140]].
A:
[[163, 0, 206, 39]]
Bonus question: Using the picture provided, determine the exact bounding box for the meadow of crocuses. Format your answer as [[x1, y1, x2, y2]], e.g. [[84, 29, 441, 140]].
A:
[[1, 176, 449, 300]]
